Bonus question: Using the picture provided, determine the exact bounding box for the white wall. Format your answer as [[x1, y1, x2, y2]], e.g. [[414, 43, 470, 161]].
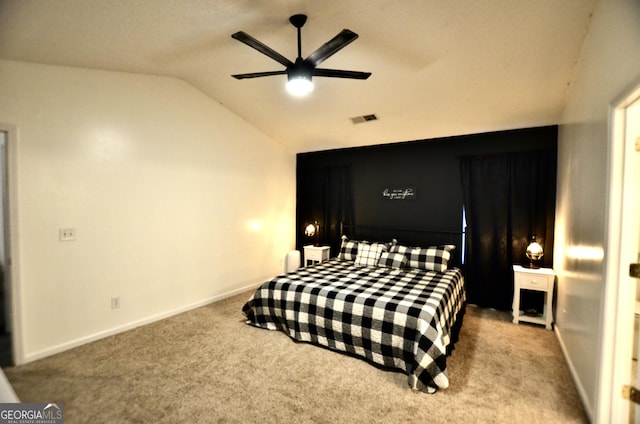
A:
[[554, 0, 640, 419], [0, 60, 296, 363]]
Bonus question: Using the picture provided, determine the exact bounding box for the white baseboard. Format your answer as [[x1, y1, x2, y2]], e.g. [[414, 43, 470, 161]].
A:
[[22, 281, 263, 364], [554, 324, 593, 422], [0, 368, 19, 402]]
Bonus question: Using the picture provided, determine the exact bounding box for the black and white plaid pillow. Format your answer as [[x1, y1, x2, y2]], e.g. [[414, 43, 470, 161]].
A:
[[390, 244, 410, 256], [390, 244, 454, 272], [383, 238, 398, 252], [338, 236, 360, 261], [355, 243, 387, 267], [377, 252, 407, 269], [407, 246, 451, 271]]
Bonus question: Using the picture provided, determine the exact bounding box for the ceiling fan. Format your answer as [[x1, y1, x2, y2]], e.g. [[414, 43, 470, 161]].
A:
[[231, 14, 371, 96]]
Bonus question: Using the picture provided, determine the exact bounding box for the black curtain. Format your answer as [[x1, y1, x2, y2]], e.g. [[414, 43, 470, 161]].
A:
[[297, 166, 355, 255], [460, 151, 556, 310]]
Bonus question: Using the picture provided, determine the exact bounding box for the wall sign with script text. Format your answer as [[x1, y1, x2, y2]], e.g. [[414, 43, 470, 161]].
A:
[[382, 187, 417, 200]]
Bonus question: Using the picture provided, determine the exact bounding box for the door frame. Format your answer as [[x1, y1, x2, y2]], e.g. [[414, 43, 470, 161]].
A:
[[599, 78, 640, 423], [0, 124, 23, 365]]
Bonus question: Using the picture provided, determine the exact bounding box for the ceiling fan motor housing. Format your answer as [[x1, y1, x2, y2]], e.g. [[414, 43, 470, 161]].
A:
[[288, 58, 314, 81]]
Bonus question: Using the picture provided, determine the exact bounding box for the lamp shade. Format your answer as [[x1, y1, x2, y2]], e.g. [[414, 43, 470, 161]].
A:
[[304, 223, 317, 237], [525, 236, 544, 268], [304, 221, 320, 246]]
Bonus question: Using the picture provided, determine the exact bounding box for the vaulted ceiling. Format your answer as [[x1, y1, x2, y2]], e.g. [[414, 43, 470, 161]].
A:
[[0, 0, 596, 152]]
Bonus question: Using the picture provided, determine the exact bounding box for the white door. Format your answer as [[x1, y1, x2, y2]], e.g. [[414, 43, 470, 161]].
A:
[[0, 131, 10, 366], [0, 132, 8, 334], [630, 99, 640, 423], [602, 82, 640, 423], [615, 94, 640, 423]]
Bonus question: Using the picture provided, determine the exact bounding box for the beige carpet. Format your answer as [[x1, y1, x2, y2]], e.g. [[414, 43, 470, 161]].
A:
[[3, 292, 588, 423]]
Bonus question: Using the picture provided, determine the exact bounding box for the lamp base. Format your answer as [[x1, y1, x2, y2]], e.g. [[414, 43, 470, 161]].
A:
[[526, 262, 540, 269]]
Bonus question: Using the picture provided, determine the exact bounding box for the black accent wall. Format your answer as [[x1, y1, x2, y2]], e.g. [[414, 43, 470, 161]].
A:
[[296, 126, 557, 252]]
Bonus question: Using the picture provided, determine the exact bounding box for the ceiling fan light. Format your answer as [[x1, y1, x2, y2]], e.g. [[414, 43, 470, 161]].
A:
[[286, 76, 314, 96]]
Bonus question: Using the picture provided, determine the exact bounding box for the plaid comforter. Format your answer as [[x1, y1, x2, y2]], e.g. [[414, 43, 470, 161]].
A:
[[242, 259, 466, 392]]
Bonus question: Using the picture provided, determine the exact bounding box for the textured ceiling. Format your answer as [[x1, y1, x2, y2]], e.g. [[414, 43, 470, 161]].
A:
[[0, 0, 596, 152]]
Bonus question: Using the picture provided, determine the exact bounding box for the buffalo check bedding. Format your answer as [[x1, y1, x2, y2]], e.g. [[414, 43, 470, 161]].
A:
[[242, 259, 466, 393]]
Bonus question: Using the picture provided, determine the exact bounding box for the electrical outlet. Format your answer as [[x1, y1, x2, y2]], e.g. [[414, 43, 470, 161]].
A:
[[59, 228, 76, 241], [111, 297, 120, 309]]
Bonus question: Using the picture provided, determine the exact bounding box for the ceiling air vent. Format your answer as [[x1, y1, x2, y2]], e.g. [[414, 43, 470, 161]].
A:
[[350, 114, 378, 124]]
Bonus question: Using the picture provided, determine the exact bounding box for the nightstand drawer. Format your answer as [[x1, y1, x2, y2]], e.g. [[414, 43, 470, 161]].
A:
[[303, 245, 330, 266], [305, 249, 325, 261], [515, 273, 551, 291]]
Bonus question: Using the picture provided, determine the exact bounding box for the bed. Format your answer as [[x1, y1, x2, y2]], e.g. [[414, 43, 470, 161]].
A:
[[242, 224, 466, 393]]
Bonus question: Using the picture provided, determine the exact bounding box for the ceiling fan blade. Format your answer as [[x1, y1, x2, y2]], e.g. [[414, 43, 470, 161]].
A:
[[231, 31, 294, 68], [306, 29, 359, 67], [313, 68, 371, 79], [232, 70, 287, 80]]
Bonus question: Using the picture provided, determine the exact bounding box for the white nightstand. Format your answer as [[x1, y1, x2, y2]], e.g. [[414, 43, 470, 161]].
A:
[[303, 245, 330, 266], [512, 265, 556, 330]]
